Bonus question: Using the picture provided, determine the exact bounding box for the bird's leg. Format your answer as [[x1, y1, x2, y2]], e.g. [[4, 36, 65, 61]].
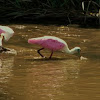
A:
[[49, 51, 53, 59], [37, 48, 44, 58]]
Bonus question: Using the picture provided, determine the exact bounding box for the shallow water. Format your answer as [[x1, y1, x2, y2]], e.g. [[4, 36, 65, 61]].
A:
[[0, 24, 100, 100]]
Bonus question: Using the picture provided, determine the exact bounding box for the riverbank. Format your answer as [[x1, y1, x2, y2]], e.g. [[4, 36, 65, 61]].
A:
[[0, 0, 100, 27]]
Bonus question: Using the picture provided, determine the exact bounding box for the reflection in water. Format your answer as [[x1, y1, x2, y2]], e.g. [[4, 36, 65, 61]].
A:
[[0, 56, 15, 100], [0, 57, 14, 81], [15, 58, 81, 100], [7, 54, 86, 100], [0, 24, 100, 100], [63, 59, 80, 79]]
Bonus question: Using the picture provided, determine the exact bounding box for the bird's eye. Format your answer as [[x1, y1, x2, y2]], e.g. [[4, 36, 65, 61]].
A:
[[77, 49, 81, 53]]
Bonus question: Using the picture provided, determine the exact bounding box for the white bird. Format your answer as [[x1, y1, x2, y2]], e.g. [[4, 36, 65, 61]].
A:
[[0, 25, 14, 52]]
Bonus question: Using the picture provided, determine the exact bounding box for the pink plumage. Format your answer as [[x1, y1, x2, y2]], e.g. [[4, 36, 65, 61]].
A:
[[28, 36, 68, 58], [28, 36, 66, 51], [28, 36, 81, 59]]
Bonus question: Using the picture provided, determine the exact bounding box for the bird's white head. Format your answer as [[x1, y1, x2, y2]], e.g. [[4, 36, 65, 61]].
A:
[[73, 47, 81, 58], [74, 47, 81, 53], [70, 47, 81, 55]]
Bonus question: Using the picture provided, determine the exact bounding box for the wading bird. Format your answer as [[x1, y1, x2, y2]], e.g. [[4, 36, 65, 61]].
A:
[[28, 36, 81, 59], [0, 25, 14, 52]]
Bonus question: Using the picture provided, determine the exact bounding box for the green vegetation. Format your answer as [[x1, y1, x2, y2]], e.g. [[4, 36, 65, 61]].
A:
[[0, 0, 100, 25]]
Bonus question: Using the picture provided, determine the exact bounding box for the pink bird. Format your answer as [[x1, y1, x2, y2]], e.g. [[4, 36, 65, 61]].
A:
[[0, 25, 14, 52], [28, 36, 81, 59]]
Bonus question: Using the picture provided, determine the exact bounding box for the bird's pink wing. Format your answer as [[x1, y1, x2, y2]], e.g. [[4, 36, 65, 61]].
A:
[[28, 38, 44, 44], [28, 38, 65, 51], [38, 39, 65, 51]]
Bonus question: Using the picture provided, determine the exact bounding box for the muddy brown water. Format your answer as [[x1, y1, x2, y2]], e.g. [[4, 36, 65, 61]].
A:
[[0, 24, 100, 100]]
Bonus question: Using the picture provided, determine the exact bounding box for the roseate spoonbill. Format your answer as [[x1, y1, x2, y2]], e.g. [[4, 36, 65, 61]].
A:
[[0, 25, 14, 52], [28, 36, 81, 59]]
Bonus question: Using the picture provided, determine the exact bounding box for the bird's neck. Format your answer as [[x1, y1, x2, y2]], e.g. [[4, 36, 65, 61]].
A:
[[64, 46, 76, 54]]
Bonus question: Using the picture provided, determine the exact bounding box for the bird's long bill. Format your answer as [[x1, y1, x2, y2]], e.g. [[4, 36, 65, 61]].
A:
[[78, 49, 81, 58], [0, 35, 3, 46]]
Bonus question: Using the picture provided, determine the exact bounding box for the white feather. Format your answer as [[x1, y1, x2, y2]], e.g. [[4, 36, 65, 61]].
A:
[[0, 26, 14, 41]]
